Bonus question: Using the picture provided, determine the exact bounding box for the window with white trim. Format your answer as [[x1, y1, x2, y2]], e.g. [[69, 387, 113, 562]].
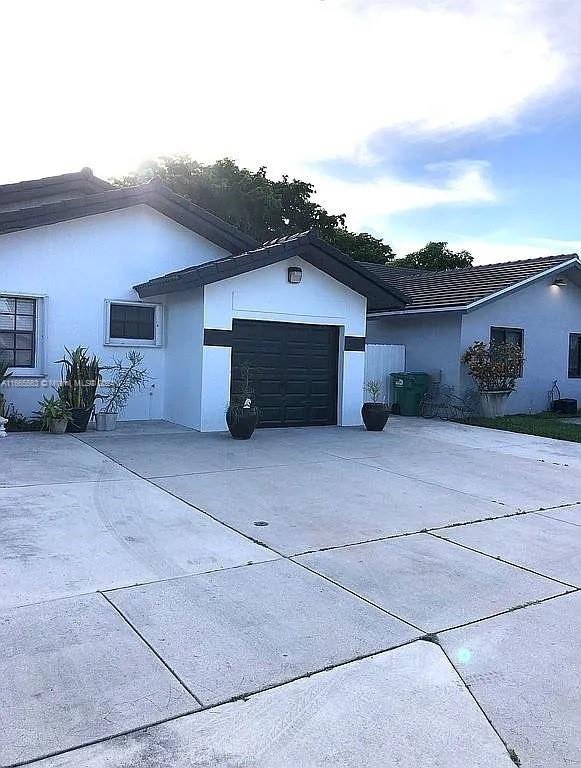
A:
[[105, 300, 163, 346], [0, 295, 37, 367]]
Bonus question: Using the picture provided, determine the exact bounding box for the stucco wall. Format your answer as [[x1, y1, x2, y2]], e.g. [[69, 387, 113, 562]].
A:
[[163, 288, 204, 430], [200, 256, 367, 431], [460, 274, 581, 413], [367, 313, 463, 390], [0, 206, 228, 419]]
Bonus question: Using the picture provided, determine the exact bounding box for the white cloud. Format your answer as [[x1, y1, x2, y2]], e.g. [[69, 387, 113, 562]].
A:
[[0, 0, 575, 184], [310, 160, 496, 227]]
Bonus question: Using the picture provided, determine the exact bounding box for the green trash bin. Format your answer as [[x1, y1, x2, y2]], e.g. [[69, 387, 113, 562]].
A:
[[389, 372, 430, 416]]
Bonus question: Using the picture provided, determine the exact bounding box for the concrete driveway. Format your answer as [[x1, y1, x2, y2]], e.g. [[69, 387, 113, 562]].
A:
[[1, 418, 579, 767]]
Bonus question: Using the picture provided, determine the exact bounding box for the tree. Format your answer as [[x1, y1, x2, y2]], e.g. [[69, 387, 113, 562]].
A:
[[393, 241, 473, 271], [112, 155, 394, 264]]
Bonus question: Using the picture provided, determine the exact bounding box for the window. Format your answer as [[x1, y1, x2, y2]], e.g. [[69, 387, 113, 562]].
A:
[[490, 326, 524, 377], [0, 296, 36, 367], [569, 334, 581, 378], [105, 300, 162, 346], [490, 326, 523, 349]]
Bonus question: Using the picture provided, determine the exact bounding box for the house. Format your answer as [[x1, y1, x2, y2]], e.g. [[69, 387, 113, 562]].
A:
[[365, 255, 581, 413], [0, 169, 406, 430]]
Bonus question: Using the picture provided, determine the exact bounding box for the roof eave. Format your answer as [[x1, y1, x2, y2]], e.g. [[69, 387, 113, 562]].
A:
[[135, 234, 410, 308]]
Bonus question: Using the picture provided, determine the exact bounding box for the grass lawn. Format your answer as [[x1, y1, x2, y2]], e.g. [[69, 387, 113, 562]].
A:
[[463, 412, 581, 443]]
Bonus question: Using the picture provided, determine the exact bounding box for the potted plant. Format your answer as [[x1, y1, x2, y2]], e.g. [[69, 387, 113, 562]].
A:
[[226, 361, 259, 439], [0, 360, 13, 418], [36, 395, 72, 434], [57, 346, 101, 433], [96, 351, 149, 431], [362, 379, 390, 431], [461, 340, 524, 418]]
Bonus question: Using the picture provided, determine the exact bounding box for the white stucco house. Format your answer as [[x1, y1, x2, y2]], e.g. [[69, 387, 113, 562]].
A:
[[0, 169, 406, 430], [3, 168, 580, 427], [365, 255, 581, 413]]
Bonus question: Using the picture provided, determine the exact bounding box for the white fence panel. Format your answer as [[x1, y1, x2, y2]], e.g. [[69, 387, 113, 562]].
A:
[[364, 344, 406, 404]]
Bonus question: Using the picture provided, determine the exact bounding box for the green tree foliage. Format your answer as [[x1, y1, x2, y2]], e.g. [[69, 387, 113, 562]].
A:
[[112, 155, 394, 264], [393, 241, 473, 271]]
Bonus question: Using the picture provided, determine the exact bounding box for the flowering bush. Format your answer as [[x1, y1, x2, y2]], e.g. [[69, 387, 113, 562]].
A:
[[461, 341, 524, 392]]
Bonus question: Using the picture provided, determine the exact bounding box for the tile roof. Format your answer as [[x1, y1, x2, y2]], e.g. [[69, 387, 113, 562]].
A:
[[0, 168, 113, 212], [360, 254, 580, 311], [0, 176, 258, 254], [135, 229, 409, 310]]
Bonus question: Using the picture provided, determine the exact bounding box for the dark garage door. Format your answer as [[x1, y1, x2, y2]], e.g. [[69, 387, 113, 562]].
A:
[[231, 320, 339, 428]]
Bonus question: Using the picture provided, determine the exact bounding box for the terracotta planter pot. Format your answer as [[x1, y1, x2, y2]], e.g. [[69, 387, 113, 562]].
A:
[[361, 402, 390, 431], [480, 391, 511, 418]]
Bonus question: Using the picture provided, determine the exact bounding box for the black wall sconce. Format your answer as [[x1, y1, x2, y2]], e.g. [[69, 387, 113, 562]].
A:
[[288, 266, 303, 284]]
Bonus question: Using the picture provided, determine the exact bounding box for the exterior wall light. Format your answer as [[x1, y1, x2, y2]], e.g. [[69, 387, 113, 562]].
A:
[[553, 277, 567, 287], [288, 266, 303, 284]]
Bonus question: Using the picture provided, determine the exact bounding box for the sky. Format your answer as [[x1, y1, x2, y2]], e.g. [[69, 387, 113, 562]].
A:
[[1, 0, 580, 263]]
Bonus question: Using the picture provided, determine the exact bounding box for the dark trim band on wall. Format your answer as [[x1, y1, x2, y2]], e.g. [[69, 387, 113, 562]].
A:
[[204, 328, 233, 347], [344, 336, 366, 352]]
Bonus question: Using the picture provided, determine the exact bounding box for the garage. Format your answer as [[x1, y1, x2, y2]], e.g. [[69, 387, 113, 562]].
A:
[[230, 319, 339, 428]]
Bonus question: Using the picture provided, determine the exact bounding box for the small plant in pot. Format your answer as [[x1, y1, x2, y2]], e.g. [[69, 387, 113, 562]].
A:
[[362, 379, 390, 431], [96, 351, 149, 431], [36, 395, 72, 434], [461, 340, 524, 418], [57, 346, 101, 433], [226, 362, 259, 439]]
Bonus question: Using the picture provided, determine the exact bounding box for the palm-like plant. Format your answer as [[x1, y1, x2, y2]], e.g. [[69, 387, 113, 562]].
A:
[[56, 346, 101, 411]]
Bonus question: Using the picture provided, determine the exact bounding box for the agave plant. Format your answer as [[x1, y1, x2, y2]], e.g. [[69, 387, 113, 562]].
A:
[[36, 395, 72, 430], [56, 346, 101, 411]]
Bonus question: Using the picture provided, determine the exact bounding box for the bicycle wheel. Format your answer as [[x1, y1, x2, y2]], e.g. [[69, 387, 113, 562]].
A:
[[419, 393, 437, 418]]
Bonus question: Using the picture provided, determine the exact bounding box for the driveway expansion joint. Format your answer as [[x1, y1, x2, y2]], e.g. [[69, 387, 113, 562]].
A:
[[428, 532, 580, 589], [98, 592, 204, 708], [437, 639, 523, 767]]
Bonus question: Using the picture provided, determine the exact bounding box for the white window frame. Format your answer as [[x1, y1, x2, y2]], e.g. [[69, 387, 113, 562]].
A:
[[104, 299, 164, 347], [0, 292, 46, 376]]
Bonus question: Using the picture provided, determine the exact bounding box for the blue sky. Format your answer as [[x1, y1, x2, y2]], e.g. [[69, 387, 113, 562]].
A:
[[1, 0, 580, 263]]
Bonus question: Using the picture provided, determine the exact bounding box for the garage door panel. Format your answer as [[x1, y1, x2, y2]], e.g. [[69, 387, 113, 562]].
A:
[[231, 320, 339, 428]]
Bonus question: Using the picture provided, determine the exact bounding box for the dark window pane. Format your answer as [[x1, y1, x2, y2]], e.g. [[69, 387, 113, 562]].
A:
[[16, 332, 33, 350], [490, 327, 523, 348], [15, 349, 34, 366], [0, 314, 14, 330], [0, 349, 13, 364], [0, 332, 13, 349], [569, 334, 581, 378], [109, 303, 155, 340]]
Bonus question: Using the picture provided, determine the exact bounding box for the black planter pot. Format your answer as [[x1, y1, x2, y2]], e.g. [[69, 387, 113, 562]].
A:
[[66, 407, 92, 433], [362, 402, 390, 432], [226, 407, 259, 439]]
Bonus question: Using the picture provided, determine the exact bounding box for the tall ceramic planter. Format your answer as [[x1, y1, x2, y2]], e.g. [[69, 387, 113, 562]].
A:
[[480, 391, 511, 418]]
